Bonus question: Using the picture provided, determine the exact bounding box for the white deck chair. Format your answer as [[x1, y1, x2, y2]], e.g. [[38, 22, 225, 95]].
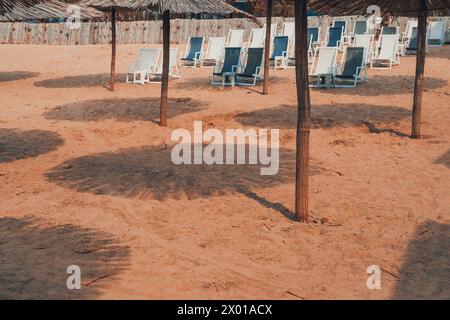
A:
[[354, 34, 374, 66], [428, 21, 445, 46], [371, 34, 399, 69], [402, 20, 418, 41], [126, 48, 161, 85], [263, 22, 278, 42], [200, 37, 225, 67], [226, 29, 244, 47], [309, 47, 338, 88], [149, 47, 180, 82], [282, 21, 295, 44], [248, 28, 265, 48]]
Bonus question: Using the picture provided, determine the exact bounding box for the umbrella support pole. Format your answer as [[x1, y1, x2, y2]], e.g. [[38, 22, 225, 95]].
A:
[[109, 7, 116, 92], [294, 0, 311, 222], [160, 10, 170, 127], [412, 0, 428, 139], [263, 0, 273, 95]]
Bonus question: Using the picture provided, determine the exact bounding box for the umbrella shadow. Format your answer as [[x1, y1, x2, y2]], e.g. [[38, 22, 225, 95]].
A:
[[34, 73, 127, 89], [315, 75, 447, 96], [393, 221, 450, 299], [0, 71, 40, 83], [0, 128, 64, 164], [0, 215, 130, 299], [235, 104, 411, 134], [43, 97, 205, 123], [45, 144, 324, 202], [435, 149, 450, 168]]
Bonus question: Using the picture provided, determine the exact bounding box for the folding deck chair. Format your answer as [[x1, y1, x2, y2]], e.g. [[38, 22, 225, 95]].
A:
[[307, 27, 321, 46], [324, 26, 344, 50], [200, 37, 225, 67], [282, 21, 295, 44], [149, 47, 180, 82], [309, 47, 338, 88], [381, 26, 399, 35], [211, 47, 242, 87], [180, 36, 204, 68], [248, 28, 265, 48], [371, 34, 399, 69], [353, 34, 374, 66], [333, 20, 349, 43], [226, 29, 245, 47], [270, 36, 289, 69], [428, 21, 445, 46], [234, 47, 264, 86], [334, 47, 367, 88], [126, 48, 161, 85]]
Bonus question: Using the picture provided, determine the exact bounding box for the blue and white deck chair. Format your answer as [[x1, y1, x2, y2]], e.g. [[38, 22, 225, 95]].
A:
[[180, 36, 204, 68], [212, 47, 242, 86], [234, 47, 264, 86]]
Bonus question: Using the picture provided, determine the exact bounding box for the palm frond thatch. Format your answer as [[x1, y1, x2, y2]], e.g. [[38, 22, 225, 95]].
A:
[[309, 0, 450, 17], [82, 0, 247, 15], [0, 0, 104, 22]]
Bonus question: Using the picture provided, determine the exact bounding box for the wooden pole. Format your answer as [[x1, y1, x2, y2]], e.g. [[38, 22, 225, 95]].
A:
[[262, 0, 273, 95], [294, 0, 311, 222], [109, 7, 116, 92], [160, 10, 170, 127], [412, 0, 428, 139]]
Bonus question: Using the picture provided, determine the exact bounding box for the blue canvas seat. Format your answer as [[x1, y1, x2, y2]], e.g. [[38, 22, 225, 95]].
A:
[[211, 47, 242, 86], [234, 47, 264, 86], [180, 36, 204, 67]]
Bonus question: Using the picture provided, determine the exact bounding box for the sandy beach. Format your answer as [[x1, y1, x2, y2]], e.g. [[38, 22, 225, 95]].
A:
[[0, 43, 449, 299]]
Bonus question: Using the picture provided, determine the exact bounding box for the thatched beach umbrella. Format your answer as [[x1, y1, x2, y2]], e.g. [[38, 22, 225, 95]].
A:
[[309, 0, 450, 138], [0, 0, 103, 21], [84, 0, 249, 126]]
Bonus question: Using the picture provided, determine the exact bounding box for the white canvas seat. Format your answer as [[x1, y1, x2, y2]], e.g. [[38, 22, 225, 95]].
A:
[[126, 48, 161, 85], [248, 28, 265, 48], [353, 34, 374, 65], [282, 21, 295, 44], [149, 47, 180, 82], [200, 37, 225, 67], [309, 47, 338, 88], [226, 29, 245, 47], [263, 22, 278, 43], [371, 34, 399, 69], [428, 21, 445, 46]]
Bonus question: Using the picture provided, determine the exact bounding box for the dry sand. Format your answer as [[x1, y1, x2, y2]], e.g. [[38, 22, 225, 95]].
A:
[[0, 43, 449, 299]]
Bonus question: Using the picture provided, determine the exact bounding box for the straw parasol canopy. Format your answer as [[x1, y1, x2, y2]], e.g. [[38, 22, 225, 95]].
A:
[[309, 0, 450, 139], [308, 0, 450, 17], [0, 0, 104, 21]]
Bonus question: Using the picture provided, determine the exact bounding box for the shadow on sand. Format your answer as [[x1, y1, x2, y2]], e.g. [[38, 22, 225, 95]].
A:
[[34, 73, 127, 89], [235, 103, 411, 135], [0, 128, 64, 163], [314, 75, 447, 96], [0, 71, 39, 82], [394, 221, 450, 299], [45, 144, 323, 202], [435, 149, 450, 169], [0, 216, 130, 299], [43, 97, 205, 123]]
